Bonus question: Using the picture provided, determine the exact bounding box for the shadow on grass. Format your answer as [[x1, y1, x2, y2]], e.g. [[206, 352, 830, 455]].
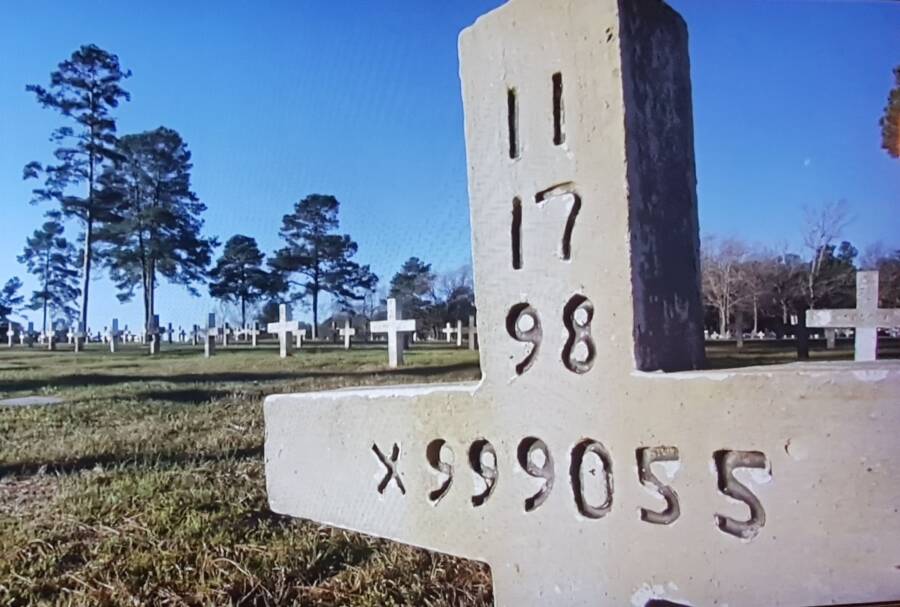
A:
[[0, 444, 264, 479], [0, 361, 480, 394]]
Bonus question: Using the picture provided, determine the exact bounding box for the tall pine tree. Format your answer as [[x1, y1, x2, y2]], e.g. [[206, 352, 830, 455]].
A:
[[18, 217, 81, 332], [209, 235, 282, 326], [270, 195, 377, 336], [24, 44, 131, 328], [98, 127, 215, 332]]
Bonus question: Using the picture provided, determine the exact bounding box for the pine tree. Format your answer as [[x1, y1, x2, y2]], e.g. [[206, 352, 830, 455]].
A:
[[880, 66, 899, 158], [270, 195, 377, 336], [24, 44, 131, 328], [98, 127, 215, 333], [18, 218, 81, 332], [0, 278, 24, 323], [209, 235, 282, 326]]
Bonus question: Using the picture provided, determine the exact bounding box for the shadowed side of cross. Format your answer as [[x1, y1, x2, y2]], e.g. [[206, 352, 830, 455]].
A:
[[265, 1, 900, 605]]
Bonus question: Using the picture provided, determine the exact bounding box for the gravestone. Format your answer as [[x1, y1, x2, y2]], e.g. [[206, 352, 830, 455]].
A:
[[148, 315, 162, 355], [107, 319, 120, 353], [442, 322, 455, 343], [45, 329, 55, 351], [178, 326, 187, 343], [66, 326, 75, 345], [467, 315, 478, 351], [369, 298, 416, 368], [294, 328, 304, 350], [268, 304, 298, 359], [71, 322, 86, 353], [6, 324, 14, 348], [339, 319, 356, 350], [20, 322, 34, 347], [455, 319, 463, 347], [191, 324, 200, 347], [247, 322, 260, 348], [264, 1, 900, 605], [204, 314, 217, 358], [807, 270, 900, 362]]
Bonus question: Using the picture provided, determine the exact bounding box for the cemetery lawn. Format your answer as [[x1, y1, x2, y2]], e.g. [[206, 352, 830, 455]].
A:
[[1, 338, 897, 606], [0, 344, 490, 607]]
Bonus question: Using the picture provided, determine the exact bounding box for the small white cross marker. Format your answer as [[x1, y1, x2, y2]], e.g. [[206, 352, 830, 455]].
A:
[[369, 299, 416, 367], [806, 270, 900, 361], [267, 304, 299, 358]]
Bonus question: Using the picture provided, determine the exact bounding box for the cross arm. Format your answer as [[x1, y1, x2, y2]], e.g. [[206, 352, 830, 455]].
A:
[[807, 308, 900, 329], [265, 382, 495, 561]]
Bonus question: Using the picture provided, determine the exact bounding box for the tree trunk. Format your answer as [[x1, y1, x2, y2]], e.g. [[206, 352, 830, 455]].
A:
[[752, 296, 759, 335], [80, 214, 93, 329], [241, 296, 246, 328], [718, 307, 727, 335], [796, 308, 809, 360], [312, 288, 319, 340], [42, 249, 50, 334]]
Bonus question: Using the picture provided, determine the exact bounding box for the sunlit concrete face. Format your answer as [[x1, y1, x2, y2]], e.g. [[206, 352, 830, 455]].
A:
[[264, 1, 900, 605]]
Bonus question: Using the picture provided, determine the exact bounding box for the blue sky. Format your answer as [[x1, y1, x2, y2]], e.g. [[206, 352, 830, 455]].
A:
[[1, 0, 897, 331]]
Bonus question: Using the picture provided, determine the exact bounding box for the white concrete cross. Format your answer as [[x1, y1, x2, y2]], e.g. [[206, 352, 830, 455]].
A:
[[455, 319, 463, 347], [70, 322, 86, 353], [66, 326, 76, 345], [339, 319, 357, 350], [264, 1, 900, 605], [148, 315, 162, 355], [267, 304, 299, 359], [441, 322, 455, 343], [204, 314, 217, 358], [20, 322, 34, 347], [294, 327, 304, 349], [6, 324, 14, 348], [467, 315, 478, 351], [246, 322, 260, 348], [107, 319, 121, 353], [369, 299, 416, 368], [44, 329, 55, 351], [806, 270, 900, 362]]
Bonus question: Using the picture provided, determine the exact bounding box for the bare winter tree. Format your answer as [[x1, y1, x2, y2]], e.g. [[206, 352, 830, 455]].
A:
[[701, 236, 751, 335], [802, 200, 852, 310]]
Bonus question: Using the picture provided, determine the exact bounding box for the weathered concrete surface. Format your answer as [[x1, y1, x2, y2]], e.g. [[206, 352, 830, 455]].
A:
[[265, 0, 900, 605]]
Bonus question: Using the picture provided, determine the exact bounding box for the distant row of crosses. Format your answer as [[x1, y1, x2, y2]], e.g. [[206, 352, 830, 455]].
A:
[[3, 298, 481, 369]]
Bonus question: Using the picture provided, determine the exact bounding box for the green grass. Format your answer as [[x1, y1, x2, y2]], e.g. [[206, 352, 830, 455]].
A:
[[0, 342, 490, 606], [0, 337, 897, 605]]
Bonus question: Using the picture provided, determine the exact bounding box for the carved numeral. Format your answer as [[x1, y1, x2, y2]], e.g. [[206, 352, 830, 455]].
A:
[[372, 443, 405, 495], [506, 303, 541, 375], [518, 437, 554, 512], [714, 450, 768, 540], [426, 439, 454, 505], [535, 183, 581, 261], [562, 295, 595, 374], [636, 446, 681, 525], [469, 439, 498, 507], [570, 439, 613, 519]]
